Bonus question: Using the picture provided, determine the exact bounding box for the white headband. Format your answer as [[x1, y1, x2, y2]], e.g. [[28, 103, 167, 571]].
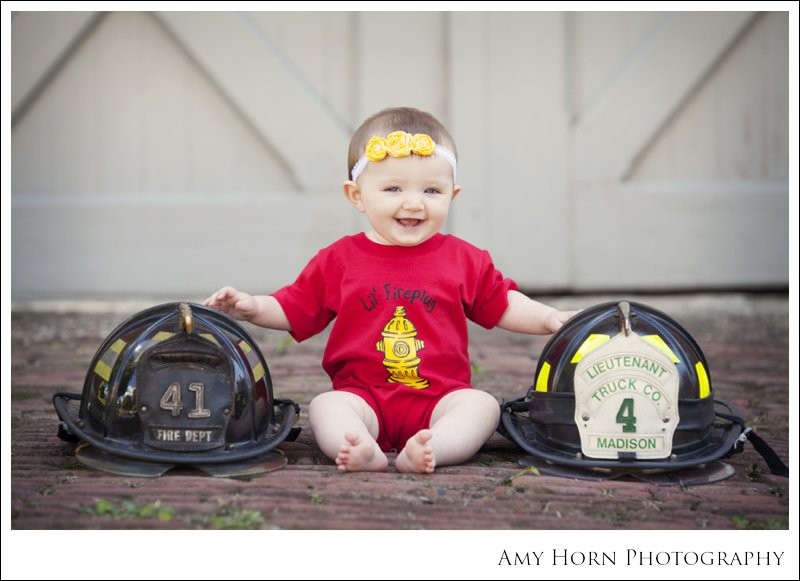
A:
[[350, 131, 457, 182]]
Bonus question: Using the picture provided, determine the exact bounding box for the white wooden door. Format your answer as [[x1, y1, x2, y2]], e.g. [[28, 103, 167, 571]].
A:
[[11, 12, 358, 299], [11, 11, 789, 300], [449, 11, 789, 291], [569, 12, 789, 289]]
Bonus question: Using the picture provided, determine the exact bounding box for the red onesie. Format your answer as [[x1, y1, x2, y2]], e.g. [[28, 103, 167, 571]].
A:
[[272, 233, 518, 451]]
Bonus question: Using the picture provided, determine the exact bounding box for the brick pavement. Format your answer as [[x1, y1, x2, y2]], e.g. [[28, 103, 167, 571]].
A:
[[8, 293, 795, 579], [9, 292, 791, 535]]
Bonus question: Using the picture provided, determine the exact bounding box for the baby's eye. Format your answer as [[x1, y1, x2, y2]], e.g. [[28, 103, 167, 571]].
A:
[[425, 188, 442, 194], [384, 186, 401, 192]]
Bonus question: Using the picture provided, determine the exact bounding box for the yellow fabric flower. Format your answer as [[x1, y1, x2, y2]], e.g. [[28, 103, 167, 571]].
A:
[[385, 131, 414, 157], [353, 131, 454, 182], [365, 137, 388, 162], [411, 134, 435, 156]]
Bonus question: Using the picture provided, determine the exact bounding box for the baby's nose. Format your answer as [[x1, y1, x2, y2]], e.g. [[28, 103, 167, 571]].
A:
[[402, 193, 425, 210]]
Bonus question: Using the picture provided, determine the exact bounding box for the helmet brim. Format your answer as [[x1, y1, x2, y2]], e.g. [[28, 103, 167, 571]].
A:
[[72, 442, 288, 478], [516, 456, 737, 486], [54, 392, 298, 472], [500, 397, 744, 472]]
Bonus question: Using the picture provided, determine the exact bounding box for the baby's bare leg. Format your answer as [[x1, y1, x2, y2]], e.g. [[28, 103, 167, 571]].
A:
[[308, 391, 388, 472], [396, 389, 500, 473]]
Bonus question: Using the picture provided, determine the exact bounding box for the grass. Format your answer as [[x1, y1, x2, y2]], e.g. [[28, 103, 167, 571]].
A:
[[81, 498, 175, 522], [501, 465, 540, 486], [274, 335, 296, 356], [190, 507, 264, 529], [731, 515, 789, 530], [81, 498, 265, 529]]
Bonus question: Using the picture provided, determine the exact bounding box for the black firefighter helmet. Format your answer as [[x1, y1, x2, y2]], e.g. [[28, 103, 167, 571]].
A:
[[53, 302, 299, 477], [500, 301, 787, 485]]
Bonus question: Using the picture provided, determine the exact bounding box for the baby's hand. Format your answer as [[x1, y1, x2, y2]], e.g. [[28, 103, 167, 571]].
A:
[[545, 309, 579, 333], [203, 286, 258, 322]]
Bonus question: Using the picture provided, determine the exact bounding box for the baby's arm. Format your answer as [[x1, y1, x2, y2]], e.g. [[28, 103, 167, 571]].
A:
[[203, 286, 292, 331], [497, 290, 577, 334]]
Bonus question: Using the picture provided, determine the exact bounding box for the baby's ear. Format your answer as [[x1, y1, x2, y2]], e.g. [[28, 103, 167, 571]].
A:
[[451, 184, 461, 201], [343, 181, 364, 212]]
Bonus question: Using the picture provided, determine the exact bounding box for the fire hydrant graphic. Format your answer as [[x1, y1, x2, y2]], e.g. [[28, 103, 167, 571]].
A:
[[376, 306, 429, 389]]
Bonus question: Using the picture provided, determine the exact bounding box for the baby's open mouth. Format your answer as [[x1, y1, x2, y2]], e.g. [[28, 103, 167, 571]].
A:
[[396, 218, 424, 228]]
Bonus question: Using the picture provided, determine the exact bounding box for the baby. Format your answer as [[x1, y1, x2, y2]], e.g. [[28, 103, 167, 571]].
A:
[[204, 106, 575, 473]]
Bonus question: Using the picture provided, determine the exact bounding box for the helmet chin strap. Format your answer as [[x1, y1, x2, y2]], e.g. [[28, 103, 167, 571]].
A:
[[714, 411, 788, 477]]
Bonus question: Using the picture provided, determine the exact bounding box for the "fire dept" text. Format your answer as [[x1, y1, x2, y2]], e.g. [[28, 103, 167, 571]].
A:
[[153, 428, 216, 443]]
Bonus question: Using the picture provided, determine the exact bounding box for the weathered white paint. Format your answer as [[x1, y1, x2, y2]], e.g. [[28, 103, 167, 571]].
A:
[[10, 11, 790, 300], [156, 11, 350, 191], [11, 11, 101, 122], [11, 192, 353, 298], [450, 12, 572, 289], [573, 182, 789, 289], [573, 12, 755, 184], [569, 12, 789, 289]]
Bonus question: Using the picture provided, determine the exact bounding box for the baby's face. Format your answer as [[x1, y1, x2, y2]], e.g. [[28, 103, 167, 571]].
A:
[[349, 154, 460, 247]]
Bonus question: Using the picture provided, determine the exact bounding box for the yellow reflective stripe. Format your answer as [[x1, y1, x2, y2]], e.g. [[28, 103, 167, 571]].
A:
[[570, 334, 611, 363], [239, 340, 266, 382], [153, 331, 175, 341], [696, 362, 710, 398], [94, 360, 112, 382], [642, 335, 680, 363], [535, 362, 551, 392], [252, 362, 265, 383], [95, 338, 127, 381], [200, 332, 220, 345]]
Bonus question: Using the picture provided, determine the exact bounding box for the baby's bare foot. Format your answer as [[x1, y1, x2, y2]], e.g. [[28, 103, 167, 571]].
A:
[[395, 429, 435, 474], [335, 432, 388, 472]]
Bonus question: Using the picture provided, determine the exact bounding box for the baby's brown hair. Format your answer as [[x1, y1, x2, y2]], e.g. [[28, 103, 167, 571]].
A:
[[348, 107, 457, 180]]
